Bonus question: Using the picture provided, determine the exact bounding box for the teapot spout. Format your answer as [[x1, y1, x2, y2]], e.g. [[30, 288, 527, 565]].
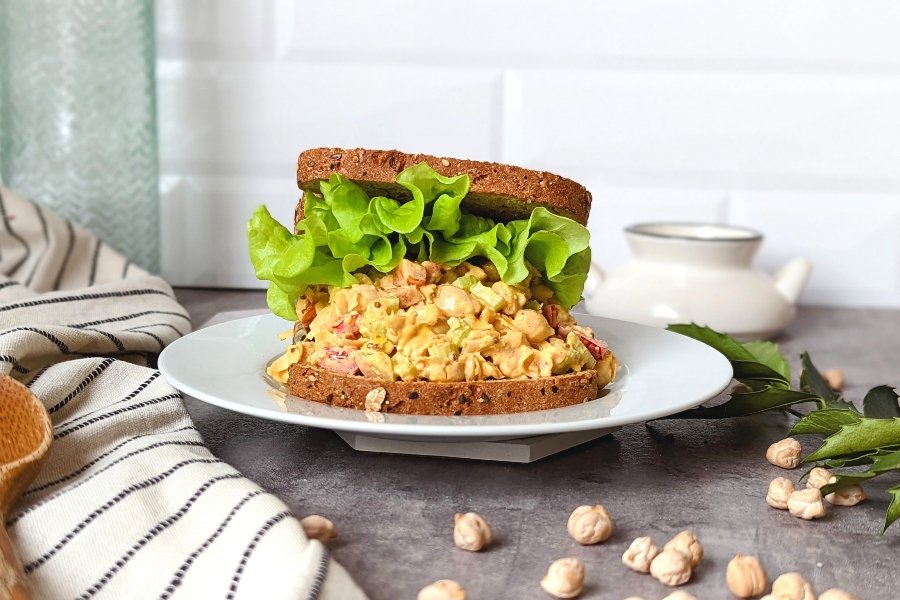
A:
[[774, 258, 812, 305]]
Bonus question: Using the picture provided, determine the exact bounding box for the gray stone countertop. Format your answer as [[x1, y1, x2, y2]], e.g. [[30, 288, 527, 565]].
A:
[[173, 288, 900, 600]]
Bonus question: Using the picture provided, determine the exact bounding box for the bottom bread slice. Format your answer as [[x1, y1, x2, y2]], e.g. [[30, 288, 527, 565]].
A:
[[286, 354, 617, 416]]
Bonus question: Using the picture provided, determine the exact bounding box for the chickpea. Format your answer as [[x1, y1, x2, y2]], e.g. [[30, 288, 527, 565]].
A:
[[819, 589, 858, 600], [567, 505, 614, 545], [540, 558, 584, 599], [766, 477, 796, 510], [299, 515, 337, 543], [650, 548, 692, 587], [531, 282, 555, 303], [460, 263, 487, 281], [663, 530, 703, 568], [622, 537, 659, 573], [513, 309, 555, 344], [771, 572, 815, 600], [481, 262, 500, 282], [434, 285, 479, 317], [826, 484, 865, 506], [418, 580, 466, 600], [453, 512, 492, 552], [662, 593, 698, 600], [766, 438, 802, 469], [806, 467, 833, 490], [788, 488, 827, 520], [491, 281, 526, 315], [822, 368, 845, 391], [726, 554, 767, 598]]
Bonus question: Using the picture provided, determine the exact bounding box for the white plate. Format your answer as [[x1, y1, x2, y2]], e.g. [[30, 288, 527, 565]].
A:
[[159, 313, 732, 442]]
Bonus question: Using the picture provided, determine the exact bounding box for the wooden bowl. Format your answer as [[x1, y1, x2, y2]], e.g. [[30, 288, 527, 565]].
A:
[[0, 375, 52, 599]]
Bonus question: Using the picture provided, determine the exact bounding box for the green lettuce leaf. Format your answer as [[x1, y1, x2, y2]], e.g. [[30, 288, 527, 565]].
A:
[[248, 162, 593, 317]]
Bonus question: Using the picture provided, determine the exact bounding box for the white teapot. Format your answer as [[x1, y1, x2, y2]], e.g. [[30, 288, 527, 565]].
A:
[[581, 223, 812, 340]]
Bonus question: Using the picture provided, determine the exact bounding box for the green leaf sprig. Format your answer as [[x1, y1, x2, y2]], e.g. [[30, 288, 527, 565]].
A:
[[668, 323, 900, 534]]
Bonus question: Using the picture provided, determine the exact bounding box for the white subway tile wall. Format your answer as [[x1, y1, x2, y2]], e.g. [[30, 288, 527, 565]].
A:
[[157, 1, 900, 307]]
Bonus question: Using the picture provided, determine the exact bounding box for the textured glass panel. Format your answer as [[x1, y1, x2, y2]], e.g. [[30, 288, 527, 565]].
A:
[[0, 0, 159, 272]]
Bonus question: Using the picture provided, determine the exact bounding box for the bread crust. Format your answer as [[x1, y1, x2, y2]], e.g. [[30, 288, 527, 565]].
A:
[[287, 353, 617, 416], [295, 147, 592, 227]]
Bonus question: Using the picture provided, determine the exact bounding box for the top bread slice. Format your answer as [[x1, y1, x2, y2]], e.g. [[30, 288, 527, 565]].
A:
[[295, 147, 592, 227]]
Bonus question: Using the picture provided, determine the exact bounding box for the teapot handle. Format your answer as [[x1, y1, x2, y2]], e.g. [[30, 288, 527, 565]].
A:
[[583, 262, 605, 300]]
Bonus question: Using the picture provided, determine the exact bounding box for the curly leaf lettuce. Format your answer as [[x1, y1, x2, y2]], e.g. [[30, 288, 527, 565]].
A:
[[248, 162, 591, 319]]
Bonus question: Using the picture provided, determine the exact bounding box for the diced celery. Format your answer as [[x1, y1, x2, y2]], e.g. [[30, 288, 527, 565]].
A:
[[470, 281, 506, 311], [429, 342, 455, 360], [452, 274, 478, 290], [566, 331, 597, 369], [356, 350, 394, 380], [447, 317, 472, 348]]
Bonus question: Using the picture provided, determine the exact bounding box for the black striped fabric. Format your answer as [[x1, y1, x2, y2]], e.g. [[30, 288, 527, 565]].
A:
[[0, 187, 366, 599]]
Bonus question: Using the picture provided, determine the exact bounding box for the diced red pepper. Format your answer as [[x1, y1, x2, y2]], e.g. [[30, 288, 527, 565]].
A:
[[299, 302, 317, 327], [542, 303, 559, 329], [333, 314, 360, 338], [576, 334, 608, 360], [319, 348, 359, 374]]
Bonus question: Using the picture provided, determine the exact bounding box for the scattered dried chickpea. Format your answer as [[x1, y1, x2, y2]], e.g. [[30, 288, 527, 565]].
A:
[[766, 477, 796, 510], [453, 512, 492, 552], [806, 467, 833, 490], [788, 488, 827, 520], [417, 579, 466, 600], [726, 554, 768, 598], [818, 589, 858, 600], [540, 557, 585, 599], [766, 438, 803, 469], [299, 515, 337, 543], [663, 530, 703, 568], [649, 548, 692, 587], [771, 572, 815, 600], [621, 536, 659, 573], [822, 368, 845, 391], [567, 504, 614, 545], [825, 484, 866, 507], [662, 592, 698, 600]]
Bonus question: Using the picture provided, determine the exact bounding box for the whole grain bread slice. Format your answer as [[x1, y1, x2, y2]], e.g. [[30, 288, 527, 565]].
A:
[[295, 147, 592, 227], [286, 353, 617, 416]]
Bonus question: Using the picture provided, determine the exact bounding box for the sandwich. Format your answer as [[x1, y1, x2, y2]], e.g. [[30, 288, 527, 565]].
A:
[[247, 148, 617, 416]]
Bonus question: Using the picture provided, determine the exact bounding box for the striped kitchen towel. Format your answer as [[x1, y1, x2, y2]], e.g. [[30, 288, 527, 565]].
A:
[[0, 187, 367, 600]]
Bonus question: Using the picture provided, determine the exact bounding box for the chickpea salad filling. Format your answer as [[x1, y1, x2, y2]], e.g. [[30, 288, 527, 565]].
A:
[[267, 258, 616, 384]]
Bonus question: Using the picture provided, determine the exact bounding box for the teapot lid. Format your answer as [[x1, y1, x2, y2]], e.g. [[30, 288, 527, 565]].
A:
[[625, 222, 762, 242]]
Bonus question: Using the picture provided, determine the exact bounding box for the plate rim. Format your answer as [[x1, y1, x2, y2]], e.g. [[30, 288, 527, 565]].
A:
[[159, 313, 733, 438]]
